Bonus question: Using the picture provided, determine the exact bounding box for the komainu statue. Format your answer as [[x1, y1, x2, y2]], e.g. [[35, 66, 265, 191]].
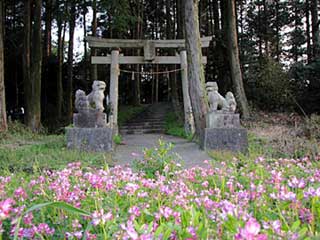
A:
[[75, 90, 89, 112], [87, 81, 106, 112], [225, 91, 237, 112], [206, 82, 236, 113]]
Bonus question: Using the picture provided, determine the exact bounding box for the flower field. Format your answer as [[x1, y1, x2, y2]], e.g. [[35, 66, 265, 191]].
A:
[[1, 153, 320, 239]]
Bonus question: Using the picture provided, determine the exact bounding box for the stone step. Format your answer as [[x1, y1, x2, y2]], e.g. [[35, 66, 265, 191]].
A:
[[120, 103, 172, 134], [124, 120, 165, 125], [121, 124, 165, 129], [120, 128, 166, 135]]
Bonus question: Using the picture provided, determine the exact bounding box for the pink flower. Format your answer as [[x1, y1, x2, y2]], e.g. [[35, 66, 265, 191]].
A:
[[235, 218, 267, 240], [121, 221, 138, 240], [23, 212, 34, 225], [0, 198, 15, 220], [129, 206, 141, 217], [14, 187, 27, 200], [91, 209, 113, 226], [245, 218, 261, 235], [36, 223, 55, 236]]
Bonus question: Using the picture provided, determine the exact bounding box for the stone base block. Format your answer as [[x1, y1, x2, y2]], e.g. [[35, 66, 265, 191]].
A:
[[206, 112, 240, 128], [73, 110, 107, 128], [66, 127, 113, 152], [203, 128, 248, 153]]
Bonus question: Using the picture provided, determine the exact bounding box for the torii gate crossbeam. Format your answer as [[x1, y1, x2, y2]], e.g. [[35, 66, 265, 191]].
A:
[[86, 37, 212, 135]]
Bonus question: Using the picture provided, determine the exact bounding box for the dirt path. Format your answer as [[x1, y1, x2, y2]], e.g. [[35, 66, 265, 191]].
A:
[[112, 134, 211, 169]]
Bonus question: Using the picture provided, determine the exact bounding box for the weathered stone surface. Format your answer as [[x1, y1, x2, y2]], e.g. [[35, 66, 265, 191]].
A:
[[66, 127, 113, 152], [206, 82, 237, 113], [206, 112, 240, 128], [203, 128, 248, 153], [73, 110, 107, 128]]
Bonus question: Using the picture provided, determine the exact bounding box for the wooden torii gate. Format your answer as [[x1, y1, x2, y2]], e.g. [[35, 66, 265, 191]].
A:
[[86, 36, 212, 134]]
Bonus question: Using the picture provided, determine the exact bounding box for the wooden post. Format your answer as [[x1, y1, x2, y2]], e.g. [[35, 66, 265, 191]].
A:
[[180, 50, 195, 135], [110, 49, 120, 134]]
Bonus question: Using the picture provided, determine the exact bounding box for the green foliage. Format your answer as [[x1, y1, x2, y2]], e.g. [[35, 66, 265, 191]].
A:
[[98, 0, 137, 38], [165, 112, 191, 139], [246, 58, 293, 110], [113, 134, 122, 145], [133, 139, 182, 179], [289, 60, 320, 113], [118, 105, 146, 126]]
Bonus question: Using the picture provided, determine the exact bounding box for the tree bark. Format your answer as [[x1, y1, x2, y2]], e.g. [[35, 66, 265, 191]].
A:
[[306, 0, 312, 63], [66, 2, 76, 121], [226, 0, 250, 119], [0, 0, 7, 132], [56, 14, 65, 120], [83, 6, 88, 84], [311, 0, 319, 58], [44, 0, 52, 58], [24, 0, 42, 132], [90, 0, 98, 81], [184, 0, 208, 141]]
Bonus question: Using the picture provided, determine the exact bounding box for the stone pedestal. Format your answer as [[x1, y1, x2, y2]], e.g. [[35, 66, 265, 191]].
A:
[[203, 128, 248, 153], [203, 112, 248, 153], [66, 127, 113, 152], [73, 110, 107, 128], [206, 111, 240, 128]]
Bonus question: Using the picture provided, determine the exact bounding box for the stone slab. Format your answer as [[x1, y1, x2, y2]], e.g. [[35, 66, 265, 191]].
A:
[[73, 110, 107, 128], [206, 112, 240, 128], [203, 128, 248, 153], [66, 127, 113, 152]]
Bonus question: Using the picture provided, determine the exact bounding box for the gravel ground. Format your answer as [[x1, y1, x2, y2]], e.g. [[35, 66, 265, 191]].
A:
[[112, 134, 211, 169]]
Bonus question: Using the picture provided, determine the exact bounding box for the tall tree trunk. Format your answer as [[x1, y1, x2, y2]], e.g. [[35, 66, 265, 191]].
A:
[[184, 0, 208, 141], [0, 0, 7, 132], [167, 0, 181, 116], [311, 0, 320, 58], [226, 0, 250, 119], [293, 2, 299, 62], [44, 0, 52, 58], [66, 3, 76, 121], [83, 7, 88, 84], [133, 0, 142, 106], [263, 0, 269, 57], [56, 16, 65, 120], [42, 0, 52, 121], [24, 0, 42, 132], [275, 0, 281, 61], [306, 0, 312, 63], [23, 0, 31, 127], [90, 0, 98, 81]]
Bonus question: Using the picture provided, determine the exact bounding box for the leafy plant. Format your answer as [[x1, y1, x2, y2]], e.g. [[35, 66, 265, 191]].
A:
[[133, 139, 182, 178], [165, 112, 191, 139], [113, 134, 122, 145]]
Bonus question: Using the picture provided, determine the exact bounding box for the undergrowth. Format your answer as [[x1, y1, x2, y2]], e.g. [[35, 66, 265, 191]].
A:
[[0, 122, 112, 174], [118, 105, 146, 126], [165, 112, 191, 139]]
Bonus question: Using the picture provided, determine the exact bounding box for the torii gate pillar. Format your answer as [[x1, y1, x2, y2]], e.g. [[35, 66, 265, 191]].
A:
[[109, 49, 120, 134]]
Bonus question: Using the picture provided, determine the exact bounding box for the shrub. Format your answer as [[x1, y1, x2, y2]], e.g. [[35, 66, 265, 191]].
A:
[[165, 112, 190, 139], [133, 139, 182, 178], [245, 57, 293, 111], [113, 134, 123, 145]]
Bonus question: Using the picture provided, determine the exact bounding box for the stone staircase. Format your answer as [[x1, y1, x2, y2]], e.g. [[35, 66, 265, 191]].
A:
[[120, 103, 172, 134]]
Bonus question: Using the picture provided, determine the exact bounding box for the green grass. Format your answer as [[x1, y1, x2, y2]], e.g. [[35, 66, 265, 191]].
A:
[[164, 112, 191, 139], [208, 131, 320, 163], [118, 105, 146, 126], [0, 122, 112, 174]]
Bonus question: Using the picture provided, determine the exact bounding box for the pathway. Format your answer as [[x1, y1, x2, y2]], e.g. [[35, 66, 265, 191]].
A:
[[112, 134, 212, 169]]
